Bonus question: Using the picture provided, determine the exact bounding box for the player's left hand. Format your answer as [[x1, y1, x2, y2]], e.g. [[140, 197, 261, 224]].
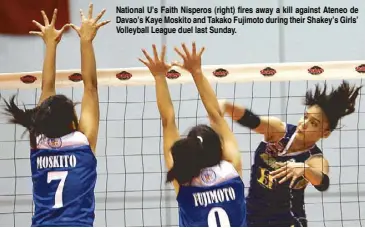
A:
[[172, 42, 205, 75], [270, 161, 308, 188], [69, 3, 110, 42], [139, 44, 171, 78]]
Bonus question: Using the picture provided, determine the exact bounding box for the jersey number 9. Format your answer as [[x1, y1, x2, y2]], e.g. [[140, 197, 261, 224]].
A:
[[207, 207, 231, 227]]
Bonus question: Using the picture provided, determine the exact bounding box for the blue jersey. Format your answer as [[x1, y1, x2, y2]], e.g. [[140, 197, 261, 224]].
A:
[[246, 123, 322, 226], [30, 131, 97, 227], [177, 161, 246, 227]]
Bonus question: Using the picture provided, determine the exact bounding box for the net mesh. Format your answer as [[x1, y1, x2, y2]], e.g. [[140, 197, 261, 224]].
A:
[[0, 78, 364, 227]]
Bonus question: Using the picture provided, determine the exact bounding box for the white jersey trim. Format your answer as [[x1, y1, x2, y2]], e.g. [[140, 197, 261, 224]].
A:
[[36, 131, 89, 150], [190, 160, 240, 187]]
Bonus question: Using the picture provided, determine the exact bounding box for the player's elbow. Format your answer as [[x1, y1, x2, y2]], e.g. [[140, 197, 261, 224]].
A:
[[41, 83, 56, 92], [161, 114, 175, 128], [313, 173, 330, 192], [83, 82, 98, 93], [82, 86, 98, 102], [83, 77, 98, 90]]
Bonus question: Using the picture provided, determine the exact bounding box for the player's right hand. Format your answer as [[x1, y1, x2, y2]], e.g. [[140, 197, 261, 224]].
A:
[[29, 9, 70, 45]]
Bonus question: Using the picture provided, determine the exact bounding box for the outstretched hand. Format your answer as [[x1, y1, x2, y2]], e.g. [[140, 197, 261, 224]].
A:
[[69, 3, 110, 42], [270, 161, 307, 188], [173, 42, 205, 75], [29, 9, 69, 45], [139, 45, 171, 77]]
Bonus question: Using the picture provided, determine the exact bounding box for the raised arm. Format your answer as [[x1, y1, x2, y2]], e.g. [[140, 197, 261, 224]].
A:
[[69, 3, 110, 153], [139, 45, 179, 191], [30, 9, 69, 105], [270, 154, 330, 191], [173, 43, 242, 176], [140, 45, 178, 172], [220, 101, 285, 142]]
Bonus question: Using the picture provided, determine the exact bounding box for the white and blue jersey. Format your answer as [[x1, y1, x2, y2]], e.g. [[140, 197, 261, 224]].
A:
[[30, 131, 97, 227], [176, 160, 246, 227]]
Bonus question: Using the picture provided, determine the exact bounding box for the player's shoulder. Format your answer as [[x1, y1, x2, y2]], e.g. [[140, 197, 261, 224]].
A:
[[36, 131, 90, 150], [191, 160, 240, 187]]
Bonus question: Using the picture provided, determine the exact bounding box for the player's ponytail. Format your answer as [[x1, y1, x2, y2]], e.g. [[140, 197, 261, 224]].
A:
[[3, 94, 78, 148], [305, 80, 362, 131], [166, 137, 203, 184], [3, 95, 38, 131], [166, 124, 223, 185]]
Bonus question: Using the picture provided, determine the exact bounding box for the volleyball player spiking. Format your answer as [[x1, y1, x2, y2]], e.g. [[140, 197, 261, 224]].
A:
[[220, 81, 361, 226], [3, 4, 110, 226], [139, 42, 247, 227]]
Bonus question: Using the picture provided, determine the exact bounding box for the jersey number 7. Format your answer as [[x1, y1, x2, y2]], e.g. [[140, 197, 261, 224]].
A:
[[47, 171, 69, 208]]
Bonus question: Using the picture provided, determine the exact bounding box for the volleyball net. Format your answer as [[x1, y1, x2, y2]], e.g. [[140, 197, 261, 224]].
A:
[[0, 60, 364, 226]]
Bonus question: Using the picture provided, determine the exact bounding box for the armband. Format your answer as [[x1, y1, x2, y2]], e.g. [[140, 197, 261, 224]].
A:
[[314, 173, 329, 192], [237, 110, 260, 129]]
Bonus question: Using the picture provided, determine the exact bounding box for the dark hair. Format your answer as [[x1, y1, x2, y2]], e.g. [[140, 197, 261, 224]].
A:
[[304, 80, 362, 131], [166, 124, 223, 185], [3, 94, 78, 148]]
